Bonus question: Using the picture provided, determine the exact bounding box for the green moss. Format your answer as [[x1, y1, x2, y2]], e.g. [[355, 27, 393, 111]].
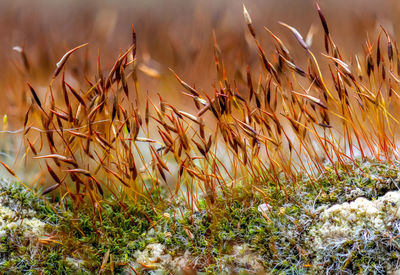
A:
[[1, 158, 400, 273], [0, 180, 162, 274]]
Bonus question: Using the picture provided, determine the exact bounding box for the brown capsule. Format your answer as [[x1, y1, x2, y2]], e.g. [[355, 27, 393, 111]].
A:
[[316, 2, 329, 36], [367, 54, 374, 77], [24, 104, 32, 128], [199, 118, 205, 139], [50, 109, 69, 121], [169, 69, 200, 97], [53, 43, 88, 78], [388, 41, 393, 62], [0, 161, 17, 178], [42, 183, 61, 195], [132, 24, 137, 58], [279, 22, 309, 50], [377, 36, 381, 67], [243, 5, 256, 38], [27, 83, 42, 108], [193, 139, 206, 157], [104, 166, 130, 187], [66, 83, 87, 108], [46, 163, 61, 184], [27, 139, 38, 155]]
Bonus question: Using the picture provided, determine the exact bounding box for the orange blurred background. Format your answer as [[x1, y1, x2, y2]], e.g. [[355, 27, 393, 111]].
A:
[[1, 0, 399, 121]]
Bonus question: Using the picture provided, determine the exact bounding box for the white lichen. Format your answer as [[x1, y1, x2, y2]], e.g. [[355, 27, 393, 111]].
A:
[[310, 191, 400, 249], [131, 243, 173, 272], [258, 203, 271, 213], [219, 244, 264, 273], [129, 242, 264, 274], [0, 201, 46, 238]]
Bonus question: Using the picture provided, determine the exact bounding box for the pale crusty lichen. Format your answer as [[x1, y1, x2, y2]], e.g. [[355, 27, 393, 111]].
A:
[[0, 203, 46, 238], [0, 180, 47, 239], [310, 191, 400, 249], [308, 190, 400, 273], [131, 243, 174, 272], [216, 244, 264, 274]]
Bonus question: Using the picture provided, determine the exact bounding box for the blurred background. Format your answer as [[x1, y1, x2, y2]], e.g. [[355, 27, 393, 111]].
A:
[[0, 0, 399, 179], [1, 0, 399, 120]]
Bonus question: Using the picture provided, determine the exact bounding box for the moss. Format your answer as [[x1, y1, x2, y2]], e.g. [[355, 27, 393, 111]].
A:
[[0, 180, 162, 274], [1, 159, 400, 273], [144, 159, 400, 273]]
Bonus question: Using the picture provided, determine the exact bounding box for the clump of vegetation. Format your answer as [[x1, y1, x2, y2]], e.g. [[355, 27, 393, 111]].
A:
[[1, 1, 400, 273], [0, 179, 160, 273], [2, 159, 400, 273]]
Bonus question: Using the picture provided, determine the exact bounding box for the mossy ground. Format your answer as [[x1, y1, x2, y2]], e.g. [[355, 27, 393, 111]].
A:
[[1, 158, 400, 274]]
